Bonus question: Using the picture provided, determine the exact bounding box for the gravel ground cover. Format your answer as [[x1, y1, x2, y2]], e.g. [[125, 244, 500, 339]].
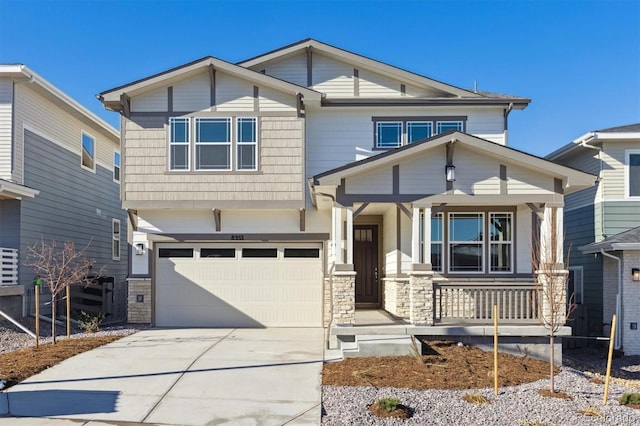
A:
[[322, 368, 640, 425]]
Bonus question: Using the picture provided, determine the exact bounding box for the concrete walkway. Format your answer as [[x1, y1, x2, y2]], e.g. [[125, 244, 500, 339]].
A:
[[1, 328, 324, 425]]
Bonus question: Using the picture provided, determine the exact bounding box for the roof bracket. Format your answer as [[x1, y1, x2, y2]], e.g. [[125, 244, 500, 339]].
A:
[[352, 203, 369, 219], [120, 93, 131, 118], [432, 203, 447, 216], [212, 208, 221, 232], [127, 209, 138, 232], [299, 208, 305, 232], [526, 203, 544, 220], [396, 203, 412, 220]]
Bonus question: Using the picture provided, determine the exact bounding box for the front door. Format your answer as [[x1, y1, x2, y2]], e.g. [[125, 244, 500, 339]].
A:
[[354, 224, 379, 306]]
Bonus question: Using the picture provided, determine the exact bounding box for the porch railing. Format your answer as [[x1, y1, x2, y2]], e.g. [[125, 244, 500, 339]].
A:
[[1, 248, 19, 285], [434, 282, 540, 324]]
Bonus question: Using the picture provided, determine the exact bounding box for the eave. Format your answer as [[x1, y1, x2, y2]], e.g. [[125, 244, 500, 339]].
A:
[[321, 98, 530, 108], [0, 179, 39, 200]]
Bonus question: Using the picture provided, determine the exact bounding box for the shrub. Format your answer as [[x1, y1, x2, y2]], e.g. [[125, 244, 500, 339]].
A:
[[620, 393, 640, 405], [78, 311, 105, 333], [377, 397, 400, 412], [462, 393, 490, 405]]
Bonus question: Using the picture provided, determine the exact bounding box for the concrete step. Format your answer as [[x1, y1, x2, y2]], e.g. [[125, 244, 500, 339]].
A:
[[343, 335, 415, 358]]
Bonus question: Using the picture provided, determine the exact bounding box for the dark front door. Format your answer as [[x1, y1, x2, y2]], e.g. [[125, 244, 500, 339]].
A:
[[354, 224, 379, 306]]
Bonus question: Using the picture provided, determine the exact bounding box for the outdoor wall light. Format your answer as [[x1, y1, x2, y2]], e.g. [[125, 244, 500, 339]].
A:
[[445, 165, 456, 182], [135, 243, 144, 255], [632, 268, 640, 282]]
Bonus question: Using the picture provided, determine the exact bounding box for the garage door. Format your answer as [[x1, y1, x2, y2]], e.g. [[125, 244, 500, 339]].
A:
[[155, 243, 323, 327]]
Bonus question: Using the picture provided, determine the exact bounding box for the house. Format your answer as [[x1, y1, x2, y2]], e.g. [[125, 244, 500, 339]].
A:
[[546, 124, 640, 355], [98, 39, 594, 360], [0, 65, 127, 320]]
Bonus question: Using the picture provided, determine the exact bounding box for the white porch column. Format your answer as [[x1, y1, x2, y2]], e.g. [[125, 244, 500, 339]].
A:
[[423, 206, 431, 265], [332, 204, 343, 264], [346, 206, 353, 265], [411, 207, 421, 264], [540, 205, 563, 264], [555, 207, 564, 264]]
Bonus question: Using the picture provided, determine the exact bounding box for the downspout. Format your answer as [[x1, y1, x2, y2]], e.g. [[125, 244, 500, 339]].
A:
[[600, 249, 622, 349], [579, 134, 605, 240]]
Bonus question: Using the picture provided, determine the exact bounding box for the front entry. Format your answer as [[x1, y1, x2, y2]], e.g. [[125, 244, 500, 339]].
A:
[[354, 224, 379, 306]]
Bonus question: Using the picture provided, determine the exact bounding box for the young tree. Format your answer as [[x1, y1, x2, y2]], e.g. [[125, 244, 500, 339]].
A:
[[531, 210, 574, 393], [24, 239, 96, 343]]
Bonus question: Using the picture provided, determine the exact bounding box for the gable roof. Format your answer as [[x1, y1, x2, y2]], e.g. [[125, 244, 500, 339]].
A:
[[0, 64, 118, 139], [313, 130, 595, 193], [97, 55, 323, 112], [238, 39, 530, 108], [546, 123, 640, 160], [581, 226, 640, 253]]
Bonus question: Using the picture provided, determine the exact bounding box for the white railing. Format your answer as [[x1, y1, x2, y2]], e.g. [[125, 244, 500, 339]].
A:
[[434, 282, 540, 324], [1, 248, 19, 285]]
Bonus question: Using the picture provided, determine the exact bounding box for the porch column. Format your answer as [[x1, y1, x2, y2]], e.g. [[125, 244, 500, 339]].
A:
[[411, 207, 421, 263], [423, 206, 431, 265], [539, 205, 563, 264], [332, 204, 343, 264], [409, 269, 434, 325], [346, 206, 353, 264]]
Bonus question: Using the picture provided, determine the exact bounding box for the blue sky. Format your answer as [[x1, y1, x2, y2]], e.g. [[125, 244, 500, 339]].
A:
[[0, 0, 638, 156]]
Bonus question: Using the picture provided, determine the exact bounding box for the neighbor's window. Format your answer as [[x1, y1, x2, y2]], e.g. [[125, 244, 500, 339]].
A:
[[81, 132, 95, 171], [627, 150, 640, 198], [237, 117, 257, 170], [449, 213, 484, 273], [195, 118, 231, 170], [112, 219, 121, 261], [169, 118, 190, 170], [113, 151, 121, 182], [489, 213, 512, 272]]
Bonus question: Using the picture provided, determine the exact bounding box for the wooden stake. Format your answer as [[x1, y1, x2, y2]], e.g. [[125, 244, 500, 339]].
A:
[[66, 286, 71, 339], [494, 304, 498, 395], [603, 314, 617, 404], [35, 284, 40, 348]]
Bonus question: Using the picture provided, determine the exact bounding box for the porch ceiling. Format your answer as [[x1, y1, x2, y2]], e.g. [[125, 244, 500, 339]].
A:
[[0, 180, 39, 200]]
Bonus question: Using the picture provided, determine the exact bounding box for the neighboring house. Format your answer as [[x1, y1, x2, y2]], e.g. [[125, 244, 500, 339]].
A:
[[98, 39, 594, 359], [0, 65, 127, 320], [546, 124, 640, 355]]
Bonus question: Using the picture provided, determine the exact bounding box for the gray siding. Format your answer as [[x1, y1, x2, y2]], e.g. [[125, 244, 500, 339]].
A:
[[0, 199, 20, 248], [18, 129, 127, 286], [564, 205, 603, 333]]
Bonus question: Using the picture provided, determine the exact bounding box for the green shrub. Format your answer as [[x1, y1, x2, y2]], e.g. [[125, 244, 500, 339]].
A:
[[620, 393, 640, 405], [78, 311, 105, 333], [377, 397, 400, 412]]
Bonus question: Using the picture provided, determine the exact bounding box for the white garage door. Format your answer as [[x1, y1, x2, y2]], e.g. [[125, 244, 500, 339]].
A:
[[155, 243, 323, 327]]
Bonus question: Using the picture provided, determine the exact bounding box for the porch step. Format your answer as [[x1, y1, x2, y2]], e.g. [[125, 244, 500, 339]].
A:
[[342, 334, 414, 358]]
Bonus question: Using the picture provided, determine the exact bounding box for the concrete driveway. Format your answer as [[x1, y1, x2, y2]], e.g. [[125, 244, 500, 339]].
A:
[[1, 328, 324, 425]]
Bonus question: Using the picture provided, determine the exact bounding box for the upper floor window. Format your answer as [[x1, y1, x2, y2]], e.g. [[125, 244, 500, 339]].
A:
[[81, 132, 95, 172], [626, 149, 640, 198], [169, 116, 258, 172], [113, 151, 121, 183], [373, 116, 466, 149], [112, 219, 121, 261], [169, 117, 190, 170]]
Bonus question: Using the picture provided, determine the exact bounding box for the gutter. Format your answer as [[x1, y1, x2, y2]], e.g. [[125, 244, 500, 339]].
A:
[[600, 249, 622, 349]]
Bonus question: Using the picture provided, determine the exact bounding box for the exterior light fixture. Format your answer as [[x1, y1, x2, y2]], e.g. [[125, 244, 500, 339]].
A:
[[445, 165, 456, 182], [632, 268, 640, 282]]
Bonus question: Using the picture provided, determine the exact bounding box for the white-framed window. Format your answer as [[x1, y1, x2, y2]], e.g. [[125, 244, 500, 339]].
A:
[[568, 266, 583, 305], [448, 212, 485, 273], [373, 117, 466, 149], [625, 149, 640, 198], [169, 117, 190, 171], [489, 213, 513, 273], [113, 151, 121, 183], [112, 219, 121, 261], [195, 118, 231, 170], [237, 117, 257, 171], [81, 132, 95, 172]]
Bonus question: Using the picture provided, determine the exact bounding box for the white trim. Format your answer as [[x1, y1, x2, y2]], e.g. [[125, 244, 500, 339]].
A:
[[568, 265, 583, 305], [625, 149, 640, 199], [112, 218, 121, 261], [411, 207, 420, 263], [195, 117, 232, 171], [488, 212, 514, 274], [113, 150, 121, 183], [168, 117, 191, 171], [447, 212, 485, 274], [80, 130, 96, 173], [346, 206, 353, 264]]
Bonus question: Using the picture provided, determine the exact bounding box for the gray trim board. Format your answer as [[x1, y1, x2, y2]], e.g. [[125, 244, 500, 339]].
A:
[[392, 165, 399, 194], [253, 86, 259, 112], [122, 200, 306, 209], [167, 86, 173, 113], [500, 165, 507, 195], [336, 180, 432, 205], [323, 99, 530, 107], [130, 111, 298, 118], [306, 47, 313, 87], [400, 84, 406, 96], [353, 68, 359, 96], [554, 178, 564, 194], [208, 65, 216, 110]]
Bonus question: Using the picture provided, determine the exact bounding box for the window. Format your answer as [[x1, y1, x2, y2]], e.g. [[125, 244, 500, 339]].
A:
[[489, 213, 512, 272], [284, 248, 320, 258], [112, 219, 121, 260], [373, 117, 466, 148], [158, 248, 194, 258], [626, 150, 640, 198], [169, 118, 190, 170], [201, 248, 236, 258], [81, 132, 95, 171], [431, 213, 443, 271], [242, 248, 277, 258], [237, 117, 257, 170], [113, 151, 121, 183], [195, 118, 231, 170], [449, 213, 484, 272]]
